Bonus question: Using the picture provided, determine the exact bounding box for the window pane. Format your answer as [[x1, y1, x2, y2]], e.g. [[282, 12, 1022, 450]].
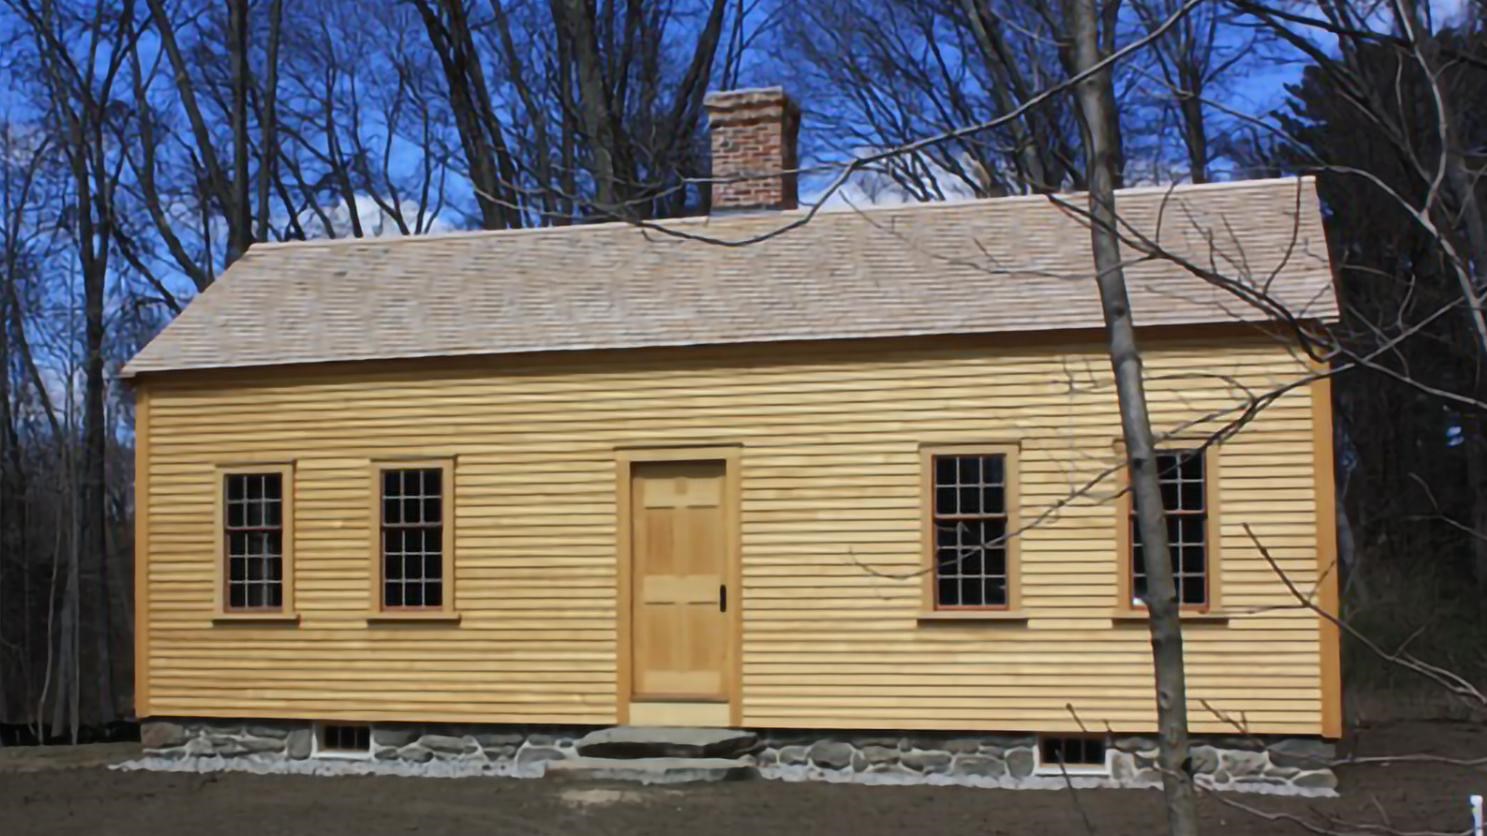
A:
[[937, 577, 958, 606], [985, 546, 1007, 578], [959, 546, 984, 577], [958, 487, 980, 515], [935, 457, 956, 486], [957, 457, 978, 483], [935, 487, 956, 515], [983, 455, 1004, 485], [979, 517, 1006, 549], [227, 475, 245, 501], [1180, 515, 1205, 547], [424, 581, 442, 608], [1180, 544, 1205, 574], [384, 581, 403, 608], [409, 495, 429, 524], [984, 576, 1007, 606], [1179, 452, 1203, 481], [423, 497, 441, 525], [981, 484, 1004, 515], [1181, 576, 1206, 605]]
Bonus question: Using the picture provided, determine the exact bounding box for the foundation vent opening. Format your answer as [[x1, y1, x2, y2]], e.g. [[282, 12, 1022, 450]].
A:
[[1036, 735, 1110, 775], [315, 723, 372, 758]]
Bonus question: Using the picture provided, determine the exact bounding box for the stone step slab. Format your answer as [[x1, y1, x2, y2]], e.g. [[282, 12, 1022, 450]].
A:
[[574, 726, 760, 759], [544, 756, 757, 784]]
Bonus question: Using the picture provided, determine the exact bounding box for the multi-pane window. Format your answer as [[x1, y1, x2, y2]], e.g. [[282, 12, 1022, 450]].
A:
[[1131, 449, 1208, 607], [931, 453, 1011, 608], [224, 473, 285, 610], [379, 467, 445, 609]]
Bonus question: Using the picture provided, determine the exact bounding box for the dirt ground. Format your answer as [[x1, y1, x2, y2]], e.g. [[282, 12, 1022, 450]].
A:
[[3, 722, 1484, 836]]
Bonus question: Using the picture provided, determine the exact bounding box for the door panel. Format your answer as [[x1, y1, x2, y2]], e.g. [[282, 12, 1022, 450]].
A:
[[630, 461, 729, 701]]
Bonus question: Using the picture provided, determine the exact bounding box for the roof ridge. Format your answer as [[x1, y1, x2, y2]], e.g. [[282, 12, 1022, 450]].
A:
[[243, 176, 1311, 255]]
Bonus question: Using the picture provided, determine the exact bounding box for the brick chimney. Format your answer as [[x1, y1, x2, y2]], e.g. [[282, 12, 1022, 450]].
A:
[[704, 87, 800, 213]]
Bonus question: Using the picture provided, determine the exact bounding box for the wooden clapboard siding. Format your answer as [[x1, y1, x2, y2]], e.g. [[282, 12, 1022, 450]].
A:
[[137, 330, 1333, 734]]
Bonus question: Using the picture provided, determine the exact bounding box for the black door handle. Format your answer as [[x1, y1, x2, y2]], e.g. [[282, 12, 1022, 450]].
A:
[[719, 584, 727, 613]]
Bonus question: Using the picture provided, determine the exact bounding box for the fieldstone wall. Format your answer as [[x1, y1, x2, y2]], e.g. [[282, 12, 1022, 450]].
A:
[[754, 732, 1335, 794], [134, 719, 1337, 796], [139, 719, 583, 777]]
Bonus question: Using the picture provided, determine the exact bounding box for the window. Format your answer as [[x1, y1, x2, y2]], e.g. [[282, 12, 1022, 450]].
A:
[[924, 445, 1020, 610], [315, 723, 371, 757], [1122, 447, 1220, 610], [373, 460, 455, 612], [217, 465, 294, 614], [1037, 735, 1109, 774]]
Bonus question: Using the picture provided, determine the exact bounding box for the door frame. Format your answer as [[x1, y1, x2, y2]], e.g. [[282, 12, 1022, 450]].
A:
[[615, 445, 742, 726]]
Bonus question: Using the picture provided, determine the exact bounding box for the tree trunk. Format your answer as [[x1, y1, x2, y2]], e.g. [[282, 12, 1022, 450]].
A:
[[1063, 0, 1199, 833], [228, 0, 252, 261], [551, 0, 627, 214], [255, 0, 284, 244], [81, 251, 112, 725]]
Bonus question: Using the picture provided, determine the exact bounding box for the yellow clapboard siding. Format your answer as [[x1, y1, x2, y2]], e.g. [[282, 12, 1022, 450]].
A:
[[139, 333, 1331, 734]]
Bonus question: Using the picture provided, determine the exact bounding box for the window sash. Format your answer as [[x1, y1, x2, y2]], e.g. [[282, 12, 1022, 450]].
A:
[[222, 472, 285, 612], [378, 466, 447, 610], [930, 452, 1012, 609], [1129, 449, 1209, 608]]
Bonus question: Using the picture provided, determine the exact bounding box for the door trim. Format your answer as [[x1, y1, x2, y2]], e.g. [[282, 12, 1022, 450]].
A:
[[616, 445, 742, 727]]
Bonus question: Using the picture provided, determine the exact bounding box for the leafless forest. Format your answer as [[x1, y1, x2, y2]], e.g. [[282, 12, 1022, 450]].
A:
[[0, 0, 1483, 798]]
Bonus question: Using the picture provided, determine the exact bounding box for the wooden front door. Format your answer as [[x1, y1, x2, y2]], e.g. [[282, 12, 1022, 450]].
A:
[[629, 460, 731, 702]]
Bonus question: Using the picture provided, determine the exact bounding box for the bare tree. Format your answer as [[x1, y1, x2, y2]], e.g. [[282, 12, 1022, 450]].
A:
[[1061, 0, 1199, 831]]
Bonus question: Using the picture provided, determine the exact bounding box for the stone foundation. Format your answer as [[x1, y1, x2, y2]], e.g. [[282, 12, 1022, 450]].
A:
[[138, 719, 584, 777], [754, 732, 1336, 794], [132, 719, 1337, 795]]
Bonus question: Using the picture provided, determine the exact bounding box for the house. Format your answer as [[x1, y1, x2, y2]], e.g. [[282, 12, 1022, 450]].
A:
[[124, 88, 1341, 791]]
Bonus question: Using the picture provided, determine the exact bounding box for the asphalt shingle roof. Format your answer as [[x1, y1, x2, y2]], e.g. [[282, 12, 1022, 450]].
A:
[[122, 177, 1336, 378]]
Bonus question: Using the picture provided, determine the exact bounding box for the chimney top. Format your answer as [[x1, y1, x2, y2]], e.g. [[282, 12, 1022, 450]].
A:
[[704, 87, 800, 213]]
